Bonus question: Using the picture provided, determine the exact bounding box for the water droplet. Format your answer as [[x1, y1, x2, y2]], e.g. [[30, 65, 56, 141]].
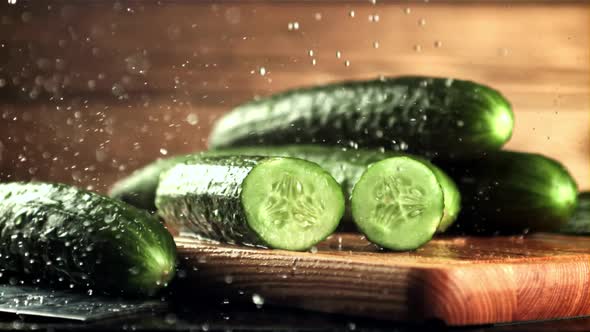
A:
[[0, 78, 6, 88], [21, 12, 32, 23], [418, 18, 426, 26], [311, 58, 317, 66], [186, 113, 199, 125], [287, 22, 300, 30], [404, 7, 411, 14], [314, 12, 322, 20], [160, 148, 168, 155], [87, 289, 93, 296], [373, 41, 380, 49], [259, 67, 267, 76], [456, 120, 465, 127], [498, 47, 509, 56], [434, 40, 442, 48], [413, 44, 422, 52], [348, 322, 357, 330], [165, 313, 177, 325], [344, 60, 351, 67], [336, 51, 342, 59], [224, 275, 233, 284], [252, 293, 265, 308], [368, 14, 379, 22], [308, 50, 314, 57], [349, 10, 355, 18], [201, 323, 210, 331], [7, 0, 17, 4]]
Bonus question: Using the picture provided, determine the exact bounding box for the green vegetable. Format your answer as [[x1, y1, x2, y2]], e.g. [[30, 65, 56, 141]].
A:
[[436, 151, 578, 234], [0, 182, 176, 296], [155, 156, 345, 251], [352, 157, 444, 250], [208, 76, 514, 158], [560, 192, 590, 235], [109, 146, 460, 232]]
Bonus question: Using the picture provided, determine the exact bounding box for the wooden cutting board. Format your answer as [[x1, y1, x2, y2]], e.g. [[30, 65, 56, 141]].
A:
[[175, 233, 590, 326]]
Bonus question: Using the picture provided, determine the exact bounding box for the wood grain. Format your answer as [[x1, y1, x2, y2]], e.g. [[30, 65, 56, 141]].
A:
[[175, 233, 590, 325], [0, 1, 588, 190]]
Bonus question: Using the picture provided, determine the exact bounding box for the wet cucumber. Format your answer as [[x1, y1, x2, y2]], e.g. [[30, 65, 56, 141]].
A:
[[212, 146, 460, 232], [208, 76, 514, 157], [0, 182, 177, 296], [560, 192, 590, 235], [109, 146, 460, 232], [352, 157, 444, 250], [155, 156, 345, 251], [436, 151, 578, 234]]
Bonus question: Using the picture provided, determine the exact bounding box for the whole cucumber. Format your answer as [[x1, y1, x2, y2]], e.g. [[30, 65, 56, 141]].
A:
[[436, 151, 578, 234], [208, 76, 514, 158], [0, 182, 177, 296]]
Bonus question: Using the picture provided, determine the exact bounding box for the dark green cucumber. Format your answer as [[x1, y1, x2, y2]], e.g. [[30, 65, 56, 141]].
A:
[[560, 192, 590, 235], [109, 146, 460, 232], [0, 182, 177, 296], [110, 156, 192, 212], [155, 156, 345, 251], [352, 157, 444, 250], [436, 151, 578, 234], [208, 76, 514, 157]]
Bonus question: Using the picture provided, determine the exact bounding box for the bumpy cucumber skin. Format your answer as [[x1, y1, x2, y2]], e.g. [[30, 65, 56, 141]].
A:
[[560, 192, 590, 235], [436, 151, 578, 234], [156, 156, 264, 247], [208, 76, 514, 157], [109, 146, 460, 232], [0, 182, 177, 296]]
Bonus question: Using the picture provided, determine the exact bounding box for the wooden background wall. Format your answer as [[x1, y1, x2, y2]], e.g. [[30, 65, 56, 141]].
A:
[[0, 1, 588, 192]]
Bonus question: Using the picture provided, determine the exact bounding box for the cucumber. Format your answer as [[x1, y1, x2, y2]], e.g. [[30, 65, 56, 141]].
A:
[[436, 151, 578, 234], [110, 156, 191, 212], [212, 146, 459, 232], [560, 192, 590, 235], [208, 76, 514, 157], [351, 157, 445, 250], [155, 156, 345, 251], [0, 182, 177, 296], [109, 146, 460, 232]]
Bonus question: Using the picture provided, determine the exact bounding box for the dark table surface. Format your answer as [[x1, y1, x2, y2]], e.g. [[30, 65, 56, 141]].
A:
[[1, 293, 589, 332]]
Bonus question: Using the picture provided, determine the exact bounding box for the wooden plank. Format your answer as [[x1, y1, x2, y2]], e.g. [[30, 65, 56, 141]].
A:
[[175, 233, 590, 325]]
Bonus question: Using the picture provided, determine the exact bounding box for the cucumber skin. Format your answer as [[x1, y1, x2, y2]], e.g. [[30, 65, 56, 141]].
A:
[[208, 76, 514, 158], [0, 182, 177, 296], [155, 156, 265, 247], [109, 146, 460, 232], [436, 151, 578, 234], [560, 192, 590, 235]]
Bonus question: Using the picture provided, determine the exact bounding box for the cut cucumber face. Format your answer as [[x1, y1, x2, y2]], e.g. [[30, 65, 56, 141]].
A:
[[351, 157, 444, 251], [242, 158, 345, 251]]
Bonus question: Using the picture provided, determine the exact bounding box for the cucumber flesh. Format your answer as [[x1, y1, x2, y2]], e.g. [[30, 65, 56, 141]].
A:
[[351, 157, 444, 251], [242, 158, 345, 250], [156, 156, 344, 251]]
